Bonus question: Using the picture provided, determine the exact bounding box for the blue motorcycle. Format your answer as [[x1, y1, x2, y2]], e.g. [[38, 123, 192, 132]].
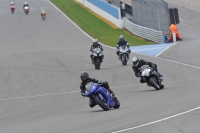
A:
[[85, 82, 120, 111]]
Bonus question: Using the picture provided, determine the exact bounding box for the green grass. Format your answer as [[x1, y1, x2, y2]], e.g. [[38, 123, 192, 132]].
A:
[[50, 0, 154, 47]]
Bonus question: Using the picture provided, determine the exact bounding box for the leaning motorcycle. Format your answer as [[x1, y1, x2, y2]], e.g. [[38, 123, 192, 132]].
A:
[[10, 5, 15, 14], [24, 6, 29, 15], [41, 12, 46, 21], [118, 45, 129, 65], [85, 82, 120, 111], [140, 65, 164, 90], [92, 48, 103, 69]]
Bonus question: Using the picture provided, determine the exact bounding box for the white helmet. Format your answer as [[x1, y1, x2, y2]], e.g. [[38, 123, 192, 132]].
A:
[[132, 57, 139, 66], [119, 35, 124, 41], [11, 2, 14, 4], [24, 2, 28, 4], [93, 39, 98, 43]]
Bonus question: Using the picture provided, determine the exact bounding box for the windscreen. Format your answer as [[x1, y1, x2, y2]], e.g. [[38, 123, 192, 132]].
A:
[[140, 65, 150, 72], [85, 82, 94, 92]]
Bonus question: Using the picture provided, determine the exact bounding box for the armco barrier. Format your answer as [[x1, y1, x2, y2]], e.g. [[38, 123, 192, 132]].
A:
[[76, 0, 123, 28], [124, 18, 164, 44]]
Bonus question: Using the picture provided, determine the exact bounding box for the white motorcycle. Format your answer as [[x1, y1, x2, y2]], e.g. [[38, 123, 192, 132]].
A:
[[140, 65, 164, 90], [118, 45, 129, 65], [92, 48, 103, 69]]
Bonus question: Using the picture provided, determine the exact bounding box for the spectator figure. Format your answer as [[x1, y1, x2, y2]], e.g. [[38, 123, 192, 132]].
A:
[[108, 0, 111, 4], [120, 0, 126, 17], [170, 23, 182, 41]]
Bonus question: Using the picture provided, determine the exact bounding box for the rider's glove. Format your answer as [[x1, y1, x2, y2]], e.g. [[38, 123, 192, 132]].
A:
[[81, 92, 85, 97], [136, 73, 141, 77]]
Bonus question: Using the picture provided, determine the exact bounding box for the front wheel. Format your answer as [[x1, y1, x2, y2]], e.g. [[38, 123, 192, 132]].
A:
[[160, 80, 164, 89], [113, 97, 120, 109], [122, 54, 127, 65], [94, 95, 109, 111], [149, 77, 160, 90], [95, 58, 101, 69]]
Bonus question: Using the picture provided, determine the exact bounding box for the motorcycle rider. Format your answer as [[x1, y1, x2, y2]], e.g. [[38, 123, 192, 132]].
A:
[[41, 9, 46, 16], [90, 39, 104, 64], [132, 56, 163, 83], [23, 2, 29, 9], [116, 35, 131, 59], [80, 71, 115, 108]]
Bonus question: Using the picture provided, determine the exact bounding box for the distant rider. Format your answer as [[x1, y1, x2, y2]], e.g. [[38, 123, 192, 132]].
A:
[[90, 39, 104, 64], [116, 35, 131, 59], [80, 71, 115, 108], [132, 56, 163, 83]]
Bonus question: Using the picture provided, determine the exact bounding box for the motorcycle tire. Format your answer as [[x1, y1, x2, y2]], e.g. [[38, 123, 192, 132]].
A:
[[94, 95, 109, 111], [160, 81, 164, 89], [122, 54, 127, 65], [95, 58, 101, 70], [149, 77, 160, 90], [113, 97, 120, 109]]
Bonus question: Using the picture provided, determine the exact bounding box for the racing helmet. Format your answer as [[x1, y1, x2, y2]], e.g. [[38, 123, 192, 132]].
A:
[[24, 2, 28, 4], [80, 71, 89, 82], [119, 35, 124, 41], [132, 57, 139, 66], [93, 39, 98, 46], [11, 2, 14, 4]]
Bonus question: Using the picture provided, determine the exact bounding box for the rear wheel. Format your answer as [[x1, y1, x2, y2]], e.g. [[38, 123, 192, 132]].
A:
[[149, 77, 160, 90], [94, 94, 109, 111]]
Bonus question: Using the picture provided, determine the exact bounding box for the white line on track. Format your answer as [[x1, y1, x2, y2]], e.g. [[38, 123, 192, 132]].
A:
[[111, 106, 200, 133], [0, 91, 79, 101], [156, 42, 178, 57], [0, 77, 200, 101], [46, 0, 115, 50], [132, 46, 170, 51]]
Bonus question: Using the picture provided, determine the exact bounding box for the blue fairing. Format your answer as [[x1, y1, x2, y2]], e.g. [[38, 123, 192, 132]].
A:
[[85, 82, 115, 108]]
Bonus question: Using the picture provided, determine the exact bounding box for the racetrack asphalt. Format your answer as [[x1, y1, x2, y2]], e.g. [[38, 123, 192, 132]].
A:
[[0, 0, 200, 133]]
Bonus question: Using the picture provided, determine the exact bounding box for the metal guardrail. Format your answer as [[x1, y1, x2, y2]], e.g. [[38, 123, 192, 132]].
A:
[[124, 18, 164, 44]]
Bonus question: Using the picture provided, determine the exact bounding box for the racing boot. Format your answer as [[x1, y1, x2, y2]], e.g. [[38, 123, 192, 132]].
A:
[[89, 98, 97, 108]]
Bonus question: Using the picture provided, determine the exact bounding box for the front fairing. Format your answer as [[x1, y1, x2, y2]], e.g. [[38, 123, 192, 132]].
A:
[[85, 82, 115, 108], [92, 48, 103, 57], [119, 45, 129, 54]]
